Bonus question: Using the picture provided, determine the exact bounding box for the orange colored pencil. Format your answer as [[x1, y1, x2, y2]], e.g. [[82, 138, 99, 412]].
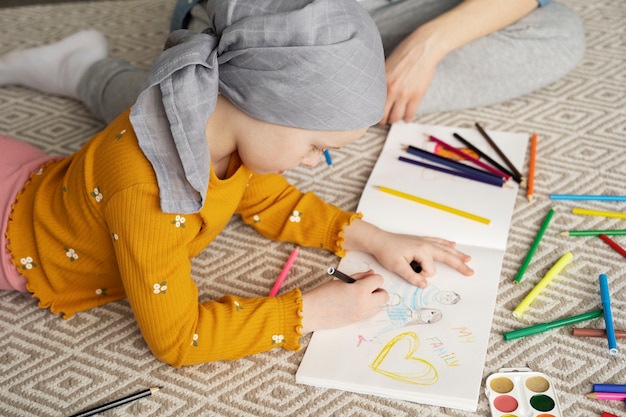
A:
[[527, 133, 537, 202]]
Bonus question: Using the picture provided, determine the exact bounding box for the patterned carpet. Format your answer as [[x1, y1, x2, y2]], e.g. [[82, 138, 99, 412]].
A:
[[1, 0, 625, 416]]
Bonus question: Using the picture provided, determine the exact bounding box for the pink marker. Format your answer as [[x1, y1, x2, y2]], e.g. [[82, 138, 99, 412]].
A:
[[268, 247, 300, 297]]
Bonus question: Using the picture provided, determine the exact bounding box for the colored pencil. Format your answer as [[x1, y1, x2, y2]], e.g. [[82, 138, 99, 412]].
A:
[[513, 208, 555, 284], [572, 207, 626, 219], [527, 133, 537, 202], [398, 156, 506, 188], [377, 185, 491, 225], [586, 392, 626, 401], [323, 149, 333, 166], [268, 247, 299, 297], [560, 230, 626, 237], [512, 252, 573, 318], [475, 122, 524, 183], [70, 387, 161, 417], [427, 134, 511, 180], [433, 143, 479, 160], [503, 309, 603, 341], [403, 145, 504, 183], [602, 412, 619, 417], [599, 273, 618, 354], [326, 267, 356, 283], [550, 194, 626, 202], [572, 328, 626, 338], [599, 234, 626, 259], [593, 384, 626, 394], [452, 132, 521, 184]]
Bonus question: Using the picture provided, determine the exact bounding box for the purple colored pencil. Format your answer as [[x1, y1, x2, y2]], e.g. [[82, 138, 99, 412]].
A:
[[403, 145, 504, 183], [398, 156, 506, 188]]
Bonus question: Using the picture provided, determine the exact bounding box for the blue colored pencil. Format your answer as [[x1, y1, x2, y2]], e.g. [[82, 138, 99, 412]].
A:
[[599, 274, 618, 355], [550, 194, 626, 202], [403, 145, 503, 183], [593, 384, 626, 394], [398, 156, 506, 188]]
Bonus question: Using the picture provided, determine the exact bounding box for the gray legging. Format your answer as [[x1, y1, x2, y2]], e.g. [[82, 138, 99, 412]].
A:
[[77, 0, 585, 124]]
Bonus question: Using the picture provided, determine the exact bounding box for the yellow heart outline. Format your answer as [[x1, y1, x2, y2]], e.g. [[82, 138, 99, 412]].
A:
[[370, 331, 439, 385]]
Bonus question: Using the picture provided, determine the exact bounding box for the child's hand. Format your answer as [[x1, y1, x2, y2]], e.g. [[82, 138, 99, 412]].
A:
[[301, 271, 388, 333], [369, 229, 473, 288]]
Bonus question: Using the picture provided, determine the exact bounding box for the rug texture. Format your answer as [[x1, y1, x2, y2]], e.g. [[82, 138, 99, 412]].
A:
[[0, 0, 625, 416]]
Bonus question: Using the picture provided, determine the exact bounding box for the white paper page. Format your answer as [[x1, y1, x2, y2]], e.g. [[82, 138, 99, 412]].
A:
[[357, 122, 529, 250], [297, 245, 504, 411]]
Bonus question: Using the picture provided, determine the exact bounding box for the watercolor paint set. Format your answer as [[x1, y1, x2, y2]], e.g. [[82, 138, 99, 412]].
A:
[[485, 368, 562, 417]]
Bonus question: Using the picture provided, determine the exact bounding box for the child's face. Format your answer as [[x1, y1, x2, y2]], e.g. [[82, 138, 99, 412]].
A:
[[237, 121, 368, 174]]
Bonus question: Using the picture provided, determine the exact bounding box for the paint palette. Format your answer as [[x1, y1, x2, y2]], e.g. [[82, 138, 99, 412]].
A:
[[485, 368, 562, 417]]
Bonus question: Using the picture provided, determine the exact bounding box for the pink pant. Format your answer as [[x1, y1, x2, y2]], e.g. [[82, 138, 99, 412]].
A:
[[0, 135, 58, 292]]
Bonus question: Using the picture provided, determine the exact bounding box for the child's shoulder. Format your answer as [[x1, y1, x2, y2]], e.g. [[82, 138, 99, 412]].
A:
[[84, 110, 157, 191]]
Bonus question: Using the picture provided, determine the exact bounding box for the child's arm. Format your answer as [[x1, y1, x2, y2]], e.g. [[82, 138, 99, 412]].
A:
[[106, 183, 305, 366], [236, 173, 358, 255], [238, 174, 473, 288]]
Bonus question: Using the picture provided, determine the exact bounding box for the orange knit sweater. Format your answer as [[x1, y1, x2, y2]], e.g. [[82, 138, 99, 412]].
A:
[[7, 110, 360, 366]]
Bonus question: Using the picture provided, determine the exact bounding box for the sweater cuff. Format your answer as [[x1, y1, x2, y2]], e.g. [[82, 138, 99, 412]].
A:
[[278, 288, 304, 351], [333, 211, 363, 258]]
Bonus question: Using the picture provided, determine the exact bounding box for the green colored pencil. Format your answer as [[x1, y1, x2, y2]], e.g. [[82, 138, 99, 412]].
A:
[[514, 208, 555, 284], [560, 230, 626, 237]]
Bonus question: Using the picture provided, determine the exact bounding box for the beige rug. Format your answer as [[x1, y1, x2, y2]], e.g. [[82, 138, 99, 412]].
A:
[[1, 0, 625, 416]]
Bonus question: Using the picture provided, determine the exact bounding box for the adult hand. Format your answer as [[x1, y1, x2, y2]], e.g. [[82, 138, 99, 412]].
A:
[[380, 30, 441, 125]]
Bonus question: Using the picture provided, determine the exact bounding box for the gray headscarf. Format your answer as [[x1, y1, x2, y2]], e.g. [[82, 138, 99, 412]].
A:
[[130, 0, 386, 214]]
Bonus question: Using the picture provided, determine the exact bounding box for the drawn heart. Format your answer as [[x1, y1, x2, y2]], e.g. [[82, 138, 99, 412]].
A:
[[370, 331, 438, 385]]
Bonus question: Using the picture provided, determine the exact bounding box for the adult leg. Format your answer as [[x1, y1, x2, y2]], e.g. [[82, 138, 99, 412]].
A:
[[362, 0, 585, 114], [77, 1, 212, 123], [0, 30, 107, 99], [76, 58, 147, 124]]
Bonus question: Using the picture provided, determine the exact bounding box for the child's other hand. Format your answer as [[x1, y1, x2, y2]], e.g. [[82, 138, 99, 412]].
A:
[[370, 230, 474, 288], [301, 271, 388, 333]]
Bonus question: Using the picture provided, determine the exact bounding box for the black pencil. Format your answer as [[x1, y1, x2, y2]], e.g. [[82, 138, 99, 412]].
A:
[[70, 387, 162, 417], [475, 122, 524, 183], [452, 132, 521, 184], [327, 267, 356, 283]]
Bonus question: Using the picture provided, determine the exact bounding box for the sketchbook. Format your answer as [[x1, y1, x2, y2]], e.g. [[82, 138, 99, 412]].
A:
[[296, 122, 530, 411]]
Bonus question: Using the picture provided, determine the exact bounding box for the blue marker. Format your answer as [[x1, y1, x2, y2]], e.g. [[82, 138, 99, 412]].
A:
[[599, 273, 618, 355], [323, 149, 333, 166]]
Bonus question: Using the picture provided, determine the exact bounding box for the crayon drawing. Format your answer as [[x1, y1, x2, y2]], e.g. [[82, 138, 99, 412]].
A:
[[369, 331, 439, 385], [296, 122, 528, 411]]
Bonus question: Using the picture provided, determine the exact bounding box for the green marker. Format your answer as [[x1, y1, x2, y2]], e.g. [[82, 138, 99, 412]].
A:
[[503, 309, 603, 341], [514, 208, 555, 284]]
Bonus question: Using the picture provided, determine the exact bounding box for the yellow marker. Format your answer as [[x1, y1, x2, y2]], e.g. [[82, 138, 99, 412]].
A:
[[572, 207, 626, 220], [512, 252, 573, 319], [377, 186, 491, 225]]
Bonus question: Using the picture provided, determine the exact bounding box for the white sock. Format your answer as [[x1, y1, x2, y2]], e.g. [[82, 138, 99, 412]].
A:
[[0, 30, 108, 99]]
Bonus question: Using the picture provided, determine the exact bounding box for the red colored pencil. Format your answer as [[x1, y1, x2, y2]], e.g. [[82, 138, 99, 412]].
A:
[[426, 134, 511, 180], [599, 234, 626, 259]]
